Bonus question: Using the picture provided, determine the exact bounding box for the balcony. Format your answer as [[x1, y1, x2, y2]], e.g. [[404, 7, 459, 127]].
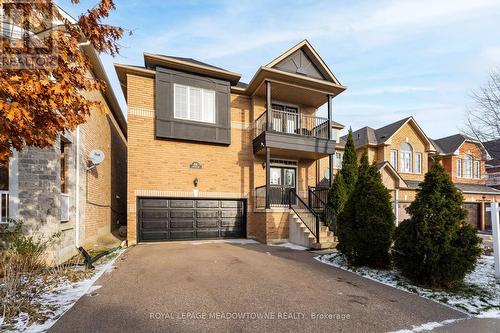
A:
[[253, 109, 337, 159], [0, 190, 8, 223]]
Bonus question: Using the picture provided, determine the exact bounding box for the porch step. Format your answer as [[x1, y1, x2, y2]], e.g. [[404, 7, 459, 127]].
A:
[[288, 212, 337, 250]]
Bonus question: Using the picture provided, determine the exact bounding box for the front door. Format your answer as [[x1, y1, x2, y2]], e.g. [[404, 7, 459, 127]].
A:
[[270, 167, 296, 205]]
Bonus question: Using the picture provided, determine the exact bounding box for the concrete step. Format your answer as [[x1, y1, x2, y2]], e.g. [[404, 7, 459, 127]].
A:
[[311, 241, 337, 250]]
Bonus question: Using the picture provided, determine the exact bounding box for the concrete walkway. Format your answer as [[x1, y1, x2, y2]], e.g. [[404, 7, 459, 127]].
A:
[[49, 241, 467, 333]]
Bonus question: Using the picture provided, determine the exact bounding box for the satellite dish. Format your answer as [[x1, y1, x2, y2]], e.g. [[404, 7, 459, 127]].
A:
[[89, 149, 105, 166]]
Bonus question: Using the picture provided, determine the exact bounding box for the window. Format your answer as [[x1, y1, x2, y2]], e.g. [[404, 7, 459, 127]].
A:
[[60, 140, 68, 193], [174, 84, 215, 123], [463, 155, 473, 178], [415, 153, 422, 174], [457, 159, 462, 177], [474, 160, 481, 179], [334, 152, 343, 169], [0, 163, 8, 222], [390, 150, 398, 169], [0, 163, 8, 191], [400, 143, 413, 173]]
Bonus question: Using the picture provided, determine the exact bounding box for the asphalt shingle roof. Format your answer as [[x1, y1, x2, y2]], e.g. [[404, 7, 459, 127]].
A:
[[432, 134, 476, 155], [405, 180, 500, 194]]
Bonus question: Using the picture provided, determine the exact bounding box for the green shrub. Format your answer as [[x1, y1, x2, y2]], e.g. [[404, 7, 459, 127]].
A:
[[337, 151, 395, 268], [393, 158, 481, 288]]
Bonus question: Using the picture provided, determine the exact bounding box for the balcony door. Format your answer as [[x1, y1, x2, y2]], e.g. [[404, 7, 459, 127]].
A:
[[270, 167, 296, 205], [271, 103, 298, 134]]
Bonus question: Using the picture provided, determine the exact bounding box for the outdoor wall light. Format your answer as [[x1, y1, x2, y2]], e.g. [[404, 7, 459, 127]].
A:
[[193, 178, 199, 187]]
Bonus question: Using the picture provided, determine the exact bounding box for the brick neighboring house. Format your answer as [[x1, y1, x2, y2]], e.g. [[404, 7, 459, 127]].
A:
[[432, 134, 499, 232], [338, 117, 435, 225], [337, 117, 500, 233], [0, 12, 127, 263], [484, 138, 500, 190], [116, 40, 345, 248]]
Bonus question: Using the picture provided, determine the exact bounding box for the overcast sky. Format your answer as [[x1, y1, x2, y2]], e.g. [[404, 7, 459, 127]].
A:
[[60, 0, 500, 139]]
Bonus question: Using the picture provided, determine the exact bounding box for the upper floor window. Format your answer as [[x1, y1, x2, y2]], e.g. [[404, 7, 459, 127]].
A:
[[174, 84, 215, 124], [60, 140, 68, 194], [334, 152, 343, 169], [474, 160, 481, 179], [390, 150, 398, 169], [0, 163, 8, 191], [463, 154, 473, 179], [415, 152, 422, 174], [400, 143, 413, 173], [457, 159, 462, 177]]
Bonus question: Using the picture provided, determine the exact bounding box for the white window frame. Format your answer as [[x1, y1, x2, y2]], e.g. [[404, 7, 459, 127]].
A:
[[390, 150, 398, 170], [335, 152, 343, 169], [457, 159, 462, 178], [415, 152, 422, 174], [173, 83, 216, 124], [400, 143, 413, 173], [464, 155, 473, 179], [474, 160, 480, 179]]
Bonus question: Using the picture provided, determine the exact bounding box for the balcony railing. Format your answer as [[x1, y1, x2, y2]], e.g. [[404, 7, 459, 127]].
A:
[[61, 193, 70, 222], [255, 185, 297, 208], [0, 190, 8, 223], [254, 109, 330, 139]]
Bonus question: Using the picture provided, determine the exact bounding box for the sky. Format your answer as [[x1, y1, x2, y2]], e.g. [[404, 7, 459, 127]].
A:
[[59, 0, 500, 138]]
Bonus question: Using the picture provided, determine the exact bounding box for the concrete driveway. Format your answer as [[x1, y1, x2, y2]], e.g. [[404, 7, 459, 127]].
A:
[[49, 241, 466, 333]]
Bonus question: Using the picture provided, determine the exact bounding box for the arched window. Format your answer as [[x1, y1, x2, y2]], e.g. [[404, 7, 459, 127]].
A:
[[400, 143, 413, 173], [464, 154, 473, 178]]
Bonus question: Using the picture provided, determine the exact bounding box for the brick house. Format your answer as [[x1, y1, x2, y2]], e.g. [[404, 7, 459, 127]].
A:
[[433, 134, 499, 232], [0, 28, 127, 263], [116, 40, 344, 248], [335, 117, 500, 233]]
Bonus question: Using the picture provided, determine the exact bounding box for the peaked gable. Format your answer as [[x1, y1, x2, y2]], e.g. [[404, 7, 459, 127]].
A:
[[266, 40, 342, 85], [274, 48, 325, 80]]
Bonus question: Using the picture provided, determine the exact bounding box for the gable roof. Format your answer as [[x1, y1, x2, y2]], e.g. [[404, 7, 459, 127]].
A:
[[266, 40, 341, 85], [143, 52, 241, 85], [376, 161, 408, 188], [484, 139, 500, 159], [340, 117, 436, 151], [433, 133, 488, 156]]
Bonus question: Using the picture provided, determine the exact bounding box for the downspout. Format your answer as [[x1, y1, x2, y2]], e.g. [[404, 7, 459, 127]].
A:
[[75, 126, 81, 247]]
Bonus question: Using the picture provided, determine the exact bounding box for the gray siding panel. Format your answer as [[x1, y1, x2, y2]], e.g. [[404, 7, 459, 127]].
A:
[[155, 67, 231, 145]]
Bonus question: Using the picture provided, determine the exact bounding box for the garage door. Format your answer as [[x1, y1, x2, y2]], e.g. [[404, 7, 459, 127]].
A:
[[138, 198, 246, 242], [464, 203, 480, 229]]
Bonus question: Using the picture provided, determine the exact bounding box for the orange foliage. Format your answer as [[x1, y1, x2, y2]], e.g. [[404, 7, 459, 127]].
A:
[[0, 0, 124, 163]]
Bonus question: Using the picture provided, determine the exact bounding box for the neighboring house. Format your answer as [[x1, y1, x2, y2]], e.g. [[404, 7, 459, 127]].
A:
[[0, 10, 128, 264], [339, 117, 500, 233], [433, 134, 499, 232], [340, 117, 435, 225], [116, 40, 345, 248], [483, 138, 500, 190]]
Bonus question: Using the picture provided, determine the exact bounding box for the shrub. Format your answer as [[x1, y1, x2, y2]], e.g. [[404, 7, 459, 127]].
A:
[[337, 151, 395, 268], [393, 157, 481, 288]]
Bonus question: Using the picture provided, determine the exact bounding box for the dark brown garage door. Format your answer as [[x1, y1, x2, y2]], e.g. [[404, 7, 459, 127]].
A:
[[138, 198, 246, 242], [464, 203, 480, 229]]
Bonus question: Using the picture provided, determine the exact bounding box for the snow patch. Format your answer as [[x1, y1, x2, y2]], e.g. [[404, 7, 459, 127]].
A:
[[316, 252, 500, 318], [269, 242, 308, 250], [388, 318, 461, 333], [86, 285, 102, 295], [10, 250, 124, 333]]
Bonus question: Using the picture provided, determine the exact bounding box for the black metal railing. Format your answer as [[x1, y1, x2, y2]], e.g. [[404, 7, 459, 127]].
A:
[[255, 185, 296, 208], [289, 188, 320, 243], [308, 187, 335, 234], [254, 109, 330, 139]]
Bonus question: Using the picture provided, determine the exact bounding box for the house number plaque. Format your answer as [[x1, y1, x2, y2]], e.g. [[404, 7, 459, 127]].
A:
[[190, 162, 203, 169]]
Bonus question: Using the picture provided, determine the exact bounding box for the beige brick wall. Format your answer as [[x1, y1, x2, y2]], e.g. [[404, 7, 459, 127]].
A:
[[126, 74, 322, 244], [79, 86, 127, 248]]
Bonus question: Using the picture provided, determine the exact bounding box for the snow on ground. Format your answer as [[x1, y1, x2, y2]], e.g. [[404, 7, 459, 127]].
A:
[[7, 250, 124, 333], [316, 252, 500, 318], [269, 242, 308, 250], [387, 318, 463, 333]]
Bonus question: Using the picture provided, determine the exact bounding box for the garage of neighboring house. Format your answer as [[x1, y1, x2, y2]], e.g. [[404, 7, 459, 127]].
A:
[[137, 198, 246, 242]]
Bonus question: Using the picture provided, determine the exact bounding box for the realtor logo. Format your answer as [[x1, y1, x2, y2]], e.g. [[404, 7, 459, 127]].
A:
[[0, 0, 58, 69]]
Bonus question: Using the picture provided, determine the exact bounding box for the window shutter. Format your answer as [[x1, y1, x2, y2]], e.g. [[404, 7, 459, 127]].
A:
[[174, 85, 188, 119]]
